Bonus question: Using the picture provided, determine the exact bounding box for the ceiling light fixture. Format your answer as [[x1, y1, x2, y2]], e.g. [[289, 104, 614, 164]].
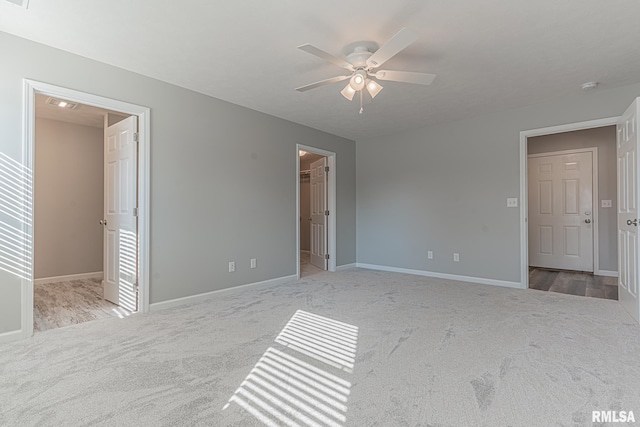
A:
[[365, 79, 383, 99], [46, 97, 79, 109], [296, 28, 437, 114], [581, 81, 598, 91], [340, 84, 356, 101]]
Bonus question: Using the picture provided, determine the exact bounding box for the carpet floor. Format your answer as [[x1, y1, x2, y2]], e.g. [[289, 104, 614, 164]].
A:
[[1, 267, 639, 426]]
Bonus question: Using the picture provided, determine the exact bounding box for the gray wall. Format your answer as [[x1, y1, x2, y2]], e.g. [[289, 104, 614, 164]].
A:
[[0, 32, 356, 335], [357, 83, 640, 283], [34, 118, 104, 279], [528, 126, 617, 272]]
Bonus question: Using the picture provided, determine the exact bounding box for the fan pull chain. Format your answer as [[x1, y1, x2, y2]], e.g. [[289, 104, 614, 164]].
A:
[[359, 90, 364, 114]]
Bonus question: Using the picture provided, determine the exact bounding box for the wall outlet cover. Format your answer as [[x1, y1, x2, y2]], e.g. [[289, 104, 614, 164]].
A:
[[453, 253, 460, 262], [250, 258, 257, 269], [601, 200, 612, 208], [427, 251, 433, 260], [228, 261, 235, 273], [507, 197, 518, 208]]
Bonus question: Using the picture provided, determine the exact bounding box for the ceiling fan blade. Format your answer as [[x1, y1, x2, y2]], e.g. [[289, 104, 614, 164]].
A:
[[375, 70, 436, 85], [295, 75, 350, 92], [298, 44, 354, 70], [366, 28, 419, 69]]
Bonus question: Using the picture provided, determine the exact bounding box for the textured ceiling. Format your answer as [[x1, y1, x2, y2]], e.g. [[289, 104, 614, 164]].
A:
[[3, 0, 640, 141]]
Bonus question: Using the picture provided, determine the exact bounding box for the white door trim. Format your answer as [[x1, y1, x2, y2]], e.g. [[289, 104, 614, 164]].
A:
[[527, 147, 599, 274], [22, 79, 151, 339], [519, 117, 618, 289], [296, 144, 336, 279]]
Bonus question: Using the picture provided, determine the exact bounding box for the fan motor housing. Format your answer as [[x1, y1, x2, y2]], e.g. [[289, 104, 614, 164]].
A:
[[345, 46, 373, 68]]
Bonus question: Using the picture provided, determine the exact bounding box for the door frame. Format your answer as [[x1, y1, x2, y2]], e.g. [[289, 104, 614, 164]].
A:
[[519, 117, 618, 289], [296, 144, 336, 278], [22, 79, 151, 338], [527, 147, 599, 275]]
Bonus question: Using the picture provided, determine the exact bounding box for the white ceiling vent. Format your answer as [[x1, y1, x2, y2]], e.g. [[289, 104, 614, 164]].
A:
[[46, 97, 79, 110], [4, 0, 29, 8]]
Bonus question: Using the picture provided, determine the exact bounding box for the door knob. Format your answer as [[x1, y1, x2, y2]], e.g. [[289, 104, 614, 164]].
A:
[[585, 219, 591, 224], [99, 219, 107, 226], [627, 219, 638, 226]]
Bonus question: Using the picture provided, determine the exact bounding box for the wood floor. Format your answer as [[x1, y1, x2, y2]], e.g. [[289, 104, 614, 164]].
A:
[[300, 251, 323, 277], [34, 277, 131, 333], [529, 267, 618, 300]]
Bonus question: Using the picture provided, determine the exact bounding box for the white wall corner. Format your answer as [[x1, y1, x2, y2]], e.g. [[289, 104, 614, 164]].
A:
[[336, 263, 356, 271]]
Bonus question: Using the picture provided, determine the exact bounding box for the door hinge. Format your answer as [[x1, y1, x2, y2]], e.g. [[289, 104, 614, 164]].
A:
[[133, 207, 139, 217], [133, 281, 139, 292], [325, 166, 329, 173], [325, 210, 330, 216], [324, 254, 330, 260], [133, 132, 139, 142]]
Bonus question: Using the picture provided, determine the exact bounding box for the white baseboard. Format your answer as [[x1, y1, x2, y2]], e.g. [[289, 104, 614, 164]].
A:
[[150, 274, 298, 312], [34, 271, 103, 285], [0, 329, 23, 344], [595, 270, 619, 278], [356, 263, 524, 289], [336, 263, 356, 271]]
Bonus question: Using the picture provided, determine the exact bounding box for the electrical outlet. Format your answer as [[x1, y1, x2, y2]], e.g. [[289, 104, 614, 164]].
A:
[[228, 261, 235, 273], [601, 200, 612, 208], [250, 258, 257, 269], [427, 251, 433, 260], [453, 253, 460, 262], [507, 197, 518, 208]]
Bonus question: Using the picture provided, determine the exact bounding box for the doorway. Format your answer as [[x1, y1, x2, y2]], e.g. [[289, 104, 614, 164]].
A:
[[296, 144, 336, 279], [22, 80, 150, 338], [33, 94, 135, 331], [525, 126, 617, 299]]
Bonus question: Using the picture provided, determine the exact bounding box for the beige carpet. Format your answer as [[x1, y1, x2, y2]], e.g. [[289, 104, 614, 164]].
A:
[[2, 267, 639, 426]]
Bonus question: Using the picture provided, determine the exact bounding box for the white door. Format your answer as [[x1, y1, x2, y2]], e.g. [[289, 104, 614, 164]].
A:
[[528, 151, 594, 271], [617, 98, 640, 322], [103, 116, 138, 312], [310, 157, 327, 270]]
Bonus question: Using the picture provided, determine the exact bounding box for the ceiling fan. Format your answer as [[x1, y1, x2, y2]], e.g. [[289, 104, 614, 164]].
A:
[[296, 28, 436, 114]]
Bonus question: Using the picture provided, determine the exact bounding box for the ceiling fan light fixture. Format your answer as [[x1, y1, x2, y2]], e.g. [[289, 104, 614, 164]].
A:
[[365, 79, 383, 98], [340, 83, 356, 101], [349, 70, 366, 91]]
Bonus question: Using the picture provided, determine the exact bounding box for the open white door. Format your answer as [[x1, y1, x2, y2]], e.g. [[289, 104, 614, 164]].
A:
[[617, 98, 640, 323], [528, 151, 594, 271], [103, 116, 138, 312], [310, 157, 328, 270]]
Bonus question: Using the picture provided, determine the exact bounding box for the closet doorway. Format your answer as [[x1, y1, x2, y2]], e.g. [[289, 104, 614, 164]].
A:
[[296, 145, 336, 278]]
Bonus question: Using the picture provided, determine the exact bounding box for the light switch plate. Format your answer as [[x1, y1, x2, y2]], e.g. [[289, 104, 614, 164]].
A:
[[601, 200, 612, 208], [507, 197, 518, 208]]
